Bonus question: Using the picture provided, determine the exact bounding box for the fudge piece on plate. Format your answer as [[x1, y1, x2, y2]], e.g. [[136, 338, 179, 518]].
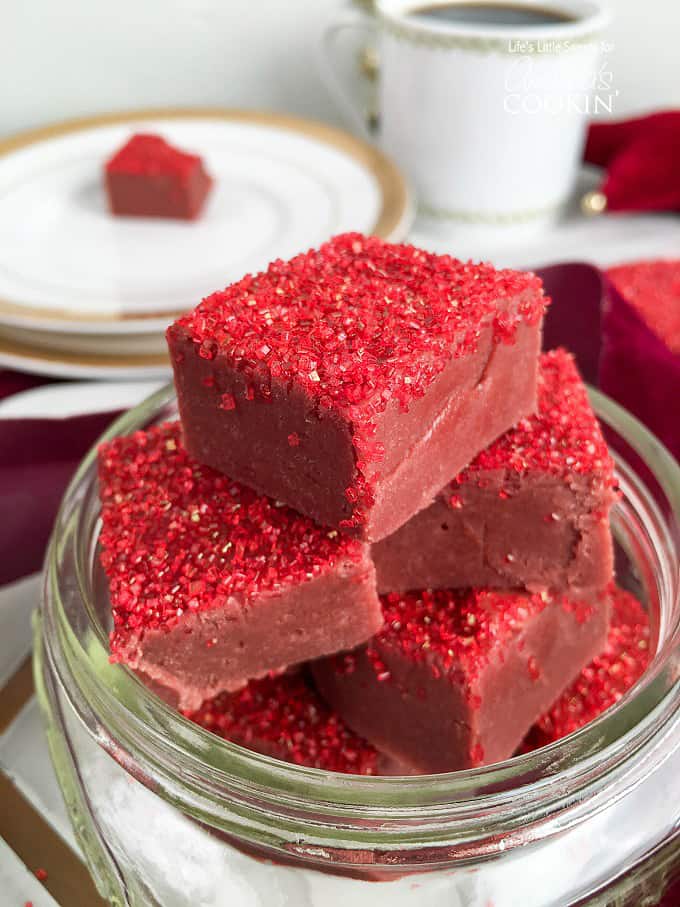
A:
[[105, 133, 213, 220], [373, 349, 616, 595], [167, 233, 546, 541], [186, 671, 406, 775], [312, 586, 611, 773], [98, 422, 382, 711], [522, 585, 650, 751]]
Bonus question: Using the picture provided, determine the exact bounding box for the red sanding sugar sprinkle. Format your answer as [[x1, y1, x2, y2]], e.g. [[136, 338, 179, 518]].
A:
[[98, 422, 364, 647], [187, 672, 380, 775], [362, 587, 595, 688], [456, 348, 616, 487], [34, 868, 48, 882], [172, 234, 546, 527], [607, 259, 680, 354], [106, 133, 202, 180], [175, 234, 545, 414], [522, 585, 650, 751]]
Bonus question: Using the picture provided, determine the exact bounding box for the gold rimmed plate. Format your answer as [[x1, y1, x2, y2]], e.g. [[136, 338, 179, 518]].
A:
[[0, 328, 170, 380], [0, 108, 412, 335]]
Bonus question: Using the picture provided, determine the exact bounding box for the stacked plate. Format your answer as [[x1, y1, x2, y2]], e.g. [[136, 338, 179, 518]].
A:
[[0, 109, 412, 380]]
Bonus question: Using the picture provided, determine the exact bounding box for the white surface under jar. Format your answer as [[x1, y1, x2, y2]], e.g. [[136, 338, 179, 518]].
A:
[[35, 384, 679, 906]]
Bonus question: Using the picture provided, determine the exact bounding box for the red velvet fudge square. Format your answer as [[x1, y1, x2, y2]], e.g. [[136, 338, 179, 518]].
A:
[[607, 260, 680, 354], [312, 586, 611, 773], [167, 233, 546, 541], [373, 349, 617, 595], [601, 260, 680, 461], [522, 585, 650, 751], [105, 133, 213, 220], [186, 671, 397, 775], [98, 422, 382, 711]]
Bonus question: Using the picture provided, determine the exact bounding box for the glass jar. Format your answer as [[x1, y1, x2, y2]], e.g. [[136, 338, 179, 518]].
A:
[[34, 385, 680, 907]]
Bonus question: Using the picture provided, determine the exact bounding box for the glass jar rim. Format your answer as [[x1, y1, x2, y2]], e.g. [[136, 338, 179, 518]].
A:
[[41, 383, 680, 856]]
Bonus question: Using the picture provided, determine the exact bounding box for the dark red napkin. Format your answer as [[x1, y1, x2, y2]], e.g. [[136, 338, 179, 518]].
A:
[[584, 111, 680, 213], [0, 369, 51, 402], [537, 263, 603, 385], [0, 385, 121, 585], [0, 413, 122, 586]]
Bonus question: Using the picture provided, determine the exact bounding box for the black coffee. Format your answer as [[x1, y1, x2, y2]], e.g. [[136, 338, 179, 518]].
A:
[[409, 3, 575, 27]]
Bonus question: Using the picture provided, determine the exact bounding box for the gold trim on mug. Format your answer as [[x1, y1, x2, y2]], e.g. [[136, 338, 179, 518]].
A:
[[418, 197, 566, 223], [379, 13, 602, 55]]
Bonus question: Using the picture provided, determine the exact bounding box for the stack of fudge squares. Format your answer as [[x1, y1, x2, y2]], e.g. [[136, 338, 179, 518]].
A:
[[99, 234, 650, 775]]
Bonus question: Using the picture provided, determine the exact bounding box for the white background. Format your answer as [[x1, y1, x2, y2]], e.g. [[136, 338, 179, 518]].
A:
[[1, 0, 679, 138]]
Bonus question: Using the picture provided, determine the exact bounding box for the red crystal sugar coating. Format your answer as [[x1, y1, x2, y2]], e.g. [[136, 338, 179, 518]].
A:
[[106, 133, 203, 181], [175, 233, 545, 413], [360, 586, 595, 689], [171, 233, 546, 528], [187, 672, 380, 775], [607, 259, 680, 354], [314, 583, 609, 772], [98, 421, 364, 648], [522, 586, 651, 750], [456, 348, 615, 487]]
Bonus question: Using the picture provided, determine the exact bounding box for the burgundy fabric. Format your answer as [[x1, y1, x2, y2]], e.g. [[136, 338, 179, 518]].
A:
[[0, 369, 51, 402], [585, 111, 680, 213], [0, 407, 121, 585], [537, 262, 603, 385]]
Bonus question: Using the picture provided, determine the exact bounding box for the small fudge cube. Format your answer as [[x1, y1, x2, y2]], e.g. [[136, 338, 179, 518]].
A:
[[167, 233, 546, 541], [105, 133, 213, 220], [607, 260, 680, 355], [186, 672, 399, 775], [98, 422, 381, 711], [312, 586, 611, 773], [373, 349, 616, 595], [601, 260, 680, 461], [522, 585, 650, 751]]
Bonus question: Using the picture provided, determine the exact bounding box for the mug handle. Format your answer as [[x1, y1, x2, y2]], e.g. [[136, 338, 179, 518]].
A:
[[317, 10, 378, 141]]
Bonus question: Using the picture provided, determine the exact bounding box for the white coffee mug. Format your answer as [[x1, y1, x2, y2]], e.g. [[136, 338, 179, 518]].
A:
[[319, 0, 611, 236]]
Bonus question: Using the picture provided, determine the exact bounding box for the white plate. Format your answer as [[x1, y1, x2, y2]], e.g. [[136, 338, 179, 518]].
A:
[[0, 334, 171, 380], [0, 379, 163, 419], [0, 322, 168, 356], [0, 109, 412, 334]]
